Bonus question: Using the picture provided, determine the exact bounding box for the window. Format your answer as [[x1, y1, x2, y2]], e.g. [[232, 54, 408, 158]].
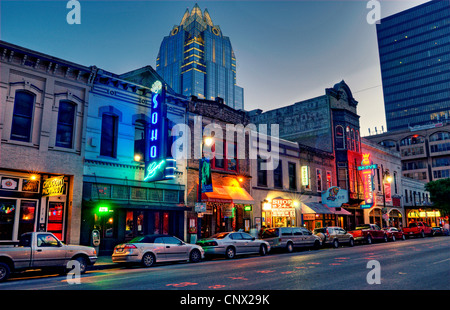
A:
[[212, 139, 238, 172], [56, 101, 76, 148], [257, 156, 267, 187], [37, 234, 60, 247], [316, 168, 322, 192], [100, 114, 118, 157], [335, 125, 345, 149], [326, 171, 332, 189], [346, 127, 353, 151], [288, 162, 297, 191], [273, 160, 283, 188], [11, 91, 35, 142], [134, 120, 146, 162]]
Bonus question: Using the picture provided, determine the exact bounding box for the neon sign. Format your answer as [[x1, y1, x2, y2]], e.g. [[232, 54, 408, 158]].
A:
[[144, 81, 176, 182], [358, 153, 377, 209]]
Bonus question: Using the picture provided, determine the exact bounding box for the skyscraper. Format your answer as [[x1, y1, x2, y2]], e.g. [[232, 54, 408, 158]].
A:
[[156, 4, 244, 110], [376, 0, 450, 132]]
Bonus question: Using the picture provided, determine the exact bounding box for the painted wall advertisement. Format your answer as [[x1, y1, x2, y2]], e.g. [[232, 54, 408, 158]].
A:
[[322, 186, 348, 208]]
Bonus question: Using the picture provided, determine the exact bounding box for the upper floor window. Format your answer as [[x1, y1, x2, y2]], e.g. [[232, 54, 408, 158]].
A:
[[430, 131, 450, 142], [335, 125, 345, 149], [212, 139, 238, 172], [257, 156, 267, 187], [346, 126, 353, 151], [134, 120, 146, 162], [55, 101, 76, 148], [100, 113, 118, 158], [11, 91, 35, 142], [288, 162, 297, 191], [400, 135, 424, 146], [273, 160, 283, 189]]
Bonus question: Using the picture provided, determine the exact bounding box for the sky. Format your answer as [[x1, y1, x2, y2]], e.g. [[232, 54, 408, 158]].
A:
[[0, 0, 431, 137]]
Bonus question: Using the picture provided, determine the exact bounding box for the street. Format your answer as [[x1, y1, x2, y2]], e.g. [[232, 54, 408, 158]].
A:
[[1, 236, 448, 291]]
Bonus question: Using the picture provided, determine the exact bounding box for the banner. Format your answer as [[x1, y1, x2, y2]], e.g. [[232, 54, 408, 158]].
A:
[[322, 186, 348, 208]]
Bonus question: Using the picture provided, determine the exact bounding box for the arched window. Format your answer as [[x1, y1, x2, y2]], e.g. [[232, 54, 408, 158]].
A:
[[400, 135, 424, 146], [429, 131, 450, 142], [11, 90, 35, 142], [56, 101, 76, 148], [335, 125, 345, 149]]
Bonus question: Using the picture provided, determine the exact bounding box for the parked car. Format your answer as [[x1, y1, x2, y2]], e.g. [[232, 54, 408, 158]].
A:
[[348, 224, 389, 244], [112, 234, 204, 267], [0, 232, 97, 282], [260, 227, 321, 252], [313, 227, 354, 248], [431, 226, 445, 236], [402, 222, 433, 238], [196, 231, 270, 259], [382, 227, 406, 241]]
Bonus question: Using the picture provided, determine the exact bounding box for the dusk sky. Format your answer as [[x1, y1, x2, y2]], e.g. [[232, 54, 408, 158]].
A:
[[1, 0, 430, 136]]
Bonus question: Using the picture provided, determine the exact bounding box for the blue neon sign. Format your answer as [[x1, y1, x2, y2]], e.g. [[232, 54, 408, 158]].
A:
[[144, 81, 176, 182]]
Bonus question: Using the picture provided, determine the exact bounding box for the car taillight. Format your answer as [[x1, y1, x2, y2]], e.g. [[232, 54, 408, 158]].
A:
[[203, 241, 218, 246], [124, 244, 137, 249]]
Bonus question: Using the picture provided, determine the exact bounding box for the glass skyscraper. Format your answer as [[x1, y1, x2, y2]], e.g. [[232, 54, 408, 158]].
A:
[[156, 4, 244, 110], [376, 0, 450, 132]]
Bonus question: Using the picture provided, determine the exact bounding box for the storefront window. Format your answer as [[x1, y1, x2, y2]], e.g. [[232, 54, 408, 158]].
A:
[[48, 202, 64, 240], [125, 211, 134, 238], [0, 199, 16, 240], [18, 200, 36, 238]]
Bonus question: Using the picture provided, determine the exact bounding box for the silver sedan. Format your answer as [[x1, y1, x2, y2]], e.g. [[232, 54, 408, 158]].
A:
[[112, 234, 204, 267], [196, 231, 270, 259]]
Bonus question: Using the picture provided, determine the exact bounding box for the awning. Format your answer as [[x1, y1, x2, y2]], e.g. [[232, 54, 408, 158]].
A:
[[201, 185, 255, 204], [302, 202, 333, 214], [325, 205, 352, 215]]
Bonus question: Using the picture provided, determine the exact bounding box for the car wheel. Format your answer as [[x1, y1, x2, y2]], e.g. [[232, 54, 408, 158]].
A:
[[286, 242, 294, 253], [75, 256, 88, 274], [332, 239, 339, 248], [141, 252, 155, 267], [0, 262, 11, 283], [225, 246, 236, 259], [366, 235, 372, 244], [313, 240, 321, 250], [349, 238, 354, 247], [189, 249, 202, 263], [259, 244, 268, 256]]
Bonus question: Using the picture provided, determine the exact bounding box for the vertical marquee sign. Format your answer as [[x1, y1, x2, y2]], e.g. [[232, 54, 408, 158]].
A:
[[357, 153, 377, 209], [144, 81, 176, 182]]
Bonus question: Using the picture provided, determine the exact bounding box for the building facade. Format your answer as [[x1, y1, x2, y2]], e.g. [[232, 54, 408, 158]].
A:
[[0, 40, 95, 244], [376, 0, 450, 131], [364, 122, 450, 183], [249, 80, 365, 229], [156, 4, 244, 110], [184, 97, 253, 242], [79, 67, 189, 255]]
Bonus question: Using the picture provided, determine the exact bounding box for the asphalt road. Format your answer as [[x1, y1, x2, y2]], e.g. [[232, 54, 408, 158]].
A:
[[1, 236, 449, 292]]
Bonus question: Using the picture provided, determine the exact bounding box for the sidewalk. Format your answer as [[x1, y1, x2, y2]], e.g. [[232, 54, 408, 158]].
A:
[[91, 256, 119, 270]]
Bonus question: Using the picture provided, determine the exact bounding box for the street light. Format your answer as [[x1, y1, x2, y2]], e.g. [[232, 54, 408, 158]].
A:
[[197, 135, 214, 240]]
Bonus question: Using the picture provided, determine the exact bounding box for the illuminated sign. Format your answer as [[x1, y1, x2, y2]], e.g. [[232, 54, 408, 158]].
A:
[[271, 199, 295, 217], [42, 176, 65, 197], [144, 81, 176, 182], [301, 166, 310, 189], [322, 186, 348, 208], [358, 153, 376, 209]]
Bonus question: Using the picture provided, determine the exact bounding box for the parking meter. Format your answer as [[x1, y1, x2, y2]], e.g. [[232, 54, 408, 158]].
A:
[[92, 230, 100, 253]]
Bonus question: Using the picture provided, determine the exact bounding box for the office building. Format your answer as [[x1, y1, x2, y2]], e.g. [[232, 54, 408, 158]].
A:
[[376, 0, 450, 131], [156, 4, 244, 110]]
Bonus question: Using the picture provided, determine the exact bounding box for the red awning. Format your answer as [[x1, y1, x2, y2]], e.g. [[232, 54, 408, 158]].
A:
[[201, 185, 254, 204], [202, 186, 233, 203]]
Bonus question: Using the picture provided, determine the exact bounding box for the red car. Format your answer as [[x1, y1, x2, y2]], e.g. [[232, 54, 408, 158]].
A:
[[402, 221, 433, 238], [382, 227, 406, 241], [348, 224, 389, 244]]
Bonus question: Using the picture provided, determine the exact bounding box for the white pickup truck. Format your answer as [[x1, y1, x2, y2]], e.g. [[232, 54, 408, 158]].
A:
[[0, 232, 97, 282]]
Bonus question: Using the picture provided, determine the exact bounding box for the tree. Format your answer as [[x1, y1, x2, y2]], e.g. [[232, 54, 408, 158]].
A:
[[424, 178, 450, 216]]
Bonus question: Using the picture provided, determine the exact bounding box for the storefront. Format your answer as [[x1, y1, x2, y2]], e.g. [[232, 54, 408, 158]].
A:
[[406, 208, 443, 227], [197, 185, 254, 238], [0, 171, 70, 242], [302, 202, 351, 231], [261, 198, 297, 229], [80, 181, 186, 255]]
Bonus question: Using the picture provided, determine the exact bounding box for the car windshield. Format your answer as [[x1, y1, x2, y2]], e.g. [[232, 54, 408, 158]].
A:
[[209, 232, 230, 239], [355, 224, 371, 230]]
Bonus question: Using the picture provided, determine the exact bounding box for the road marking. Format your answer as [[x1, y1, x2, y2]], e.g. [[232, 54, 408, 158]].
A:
[[432, 258, 450, 265]]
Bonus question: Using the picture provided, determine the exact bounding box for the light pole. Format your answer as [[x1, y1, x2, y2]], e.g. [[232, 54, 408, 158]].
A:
[[197, 135, 213, 240], [381, 167, 392, 228]]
